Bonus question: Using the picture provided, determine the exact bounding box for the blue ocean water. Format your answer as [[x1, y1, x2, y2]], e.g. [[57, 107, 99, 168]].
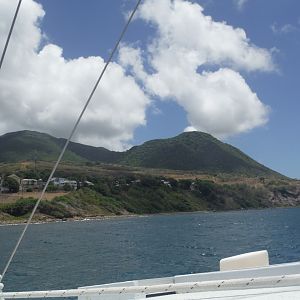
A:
[[1, 208, 300, 292]]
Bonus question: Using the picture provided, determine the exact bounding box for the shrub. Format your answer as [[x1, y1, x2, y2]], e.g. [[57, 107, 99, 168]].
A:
[[63, 184, 73, 191], [47, 184, 58, 192], [3, 177, 19, 193], [2, 198, 36, 216]]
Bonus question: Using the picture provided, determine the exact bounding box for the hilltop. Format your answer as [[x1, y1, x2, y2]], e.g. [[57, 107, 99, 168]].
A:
[[0, 130, 282, 177], [0, 130, 122, 163], [120, 132, 280, 177]]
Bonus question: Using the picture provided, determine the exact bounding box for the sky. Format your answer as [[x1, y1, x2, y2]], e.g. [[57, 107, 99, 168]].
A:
[[0, 0, 299, 178]]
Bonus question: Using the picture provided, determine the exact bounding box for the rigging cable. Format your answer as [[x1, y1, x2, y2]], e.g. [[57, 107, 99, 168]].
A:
[[0, 0, 142, 281], [0, 0, 23, 71]]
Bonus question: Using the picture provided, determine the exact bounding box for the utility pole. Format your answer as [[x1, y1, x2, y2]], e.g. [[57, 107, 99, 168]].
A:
[[34, 150, 37, 175], [0, 174, 3, 193], [0, 178, 1, 194]]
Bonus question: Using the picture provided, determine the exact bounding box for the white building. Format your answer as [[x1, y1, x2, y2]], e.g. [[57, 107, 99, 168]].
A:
[[50, 177, 77, 190]]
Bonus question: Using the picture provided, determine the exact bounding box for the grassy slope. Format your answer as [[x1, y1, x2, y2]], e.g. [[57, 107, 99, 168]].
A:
[[62, 140, 123, 163], [0, 181, 276, 222], [0, 130, 283, 177], [1, 169, 299, 223], [0, 131, 122, 164], [0, 131, 83, 162], [121, 132, 280, 177], [0, 130, 294, 223]]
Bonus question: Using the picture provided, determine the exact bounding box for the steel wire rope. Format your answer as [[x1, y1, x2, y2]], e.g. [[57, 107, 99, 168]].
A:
[[0, 0, 23, 71], [0, 0, 142, 281]]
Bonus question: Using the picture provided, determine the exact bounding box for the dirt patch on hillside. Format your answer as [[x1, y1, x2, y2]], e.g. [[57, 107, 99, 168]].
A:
[[0, 192, 69, 204]]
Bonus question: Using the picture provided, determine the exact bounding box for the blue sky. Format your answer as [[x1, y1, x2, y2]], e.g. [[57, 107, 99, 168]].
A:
[[1, 0, 300, 178]]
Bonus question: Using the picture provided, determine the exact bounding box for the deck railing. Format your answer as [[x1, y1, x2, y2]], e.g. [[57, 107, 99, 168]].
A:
[[1, 274, 300, 299]]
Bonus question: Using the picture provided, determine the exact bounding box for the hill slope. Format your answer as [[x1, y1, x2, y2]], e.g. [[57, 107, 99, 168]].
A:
[[121, 132, 279, 177], [0, 131, 82, 162], [0, 130, 281, 177], [0, 131, 123, 163]]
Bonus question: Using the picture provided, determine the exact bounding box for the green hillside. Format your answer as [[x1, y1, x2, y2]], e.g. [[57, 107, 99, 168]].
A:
[[0, 130, 282, 177], [2, 176, 299, 223], [0, 131, 83, 162], [61, 140, 123, 163], [0, 130, 122, 164], [121, 132, 280, 177]]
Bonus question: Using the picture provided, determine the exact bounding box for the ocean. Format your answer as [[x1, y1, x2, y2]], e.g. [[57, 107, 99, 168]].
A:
[[1, 208, 300, 292]]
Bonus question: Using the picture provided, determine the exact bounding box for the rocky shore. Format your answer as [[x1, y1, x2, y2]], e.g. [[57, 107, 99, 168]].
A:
[[1, 181, 300, 225]]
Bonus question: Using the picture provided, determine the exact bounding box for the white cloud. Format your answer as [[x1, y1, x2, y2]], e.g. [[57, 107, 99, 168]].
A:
[[233, 0, 248, 11], [184, 126, 197, 132], [120, 0, 273, 139], [271, 23, 298, 35], [0, 0, 275, 149], [0, 0, 149, 150]]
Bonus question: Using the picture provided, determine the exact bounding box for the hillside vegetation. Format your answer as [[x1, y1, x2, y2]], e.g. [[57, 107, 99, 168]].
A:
[[1, 173, 299, 223], [1, 130, 296, 223], [0, 130, 282, 177], [0, 182, 274, 221], [120, 132, 279, 176]]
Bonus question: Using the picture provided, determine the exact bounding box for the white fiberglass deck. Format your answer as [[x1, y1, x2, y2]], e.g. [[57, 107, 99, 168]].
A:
[[76, 261, 300, 299], [147, 286, 300, 299], [2, 253, 300, 299]]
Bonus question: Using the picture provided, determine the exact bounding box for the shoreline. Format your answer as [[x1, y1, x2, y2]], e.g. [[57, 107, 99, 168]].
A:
[[0, 213, 139, 227], [0, 206, 295, 227]]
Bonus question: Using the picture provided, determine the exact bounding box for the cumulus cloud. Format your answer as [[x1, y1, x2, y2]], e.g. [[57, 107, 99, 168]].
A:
[[0, 0, 149, 150], [120, 0, 273, 139], [233, 0, 248, 11], [1, 0, 275, 149]]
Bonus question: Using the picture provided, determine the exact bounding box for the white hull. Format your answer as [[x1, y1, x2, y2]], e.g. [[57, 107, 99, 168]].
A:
[[2, 251, 300, 299]]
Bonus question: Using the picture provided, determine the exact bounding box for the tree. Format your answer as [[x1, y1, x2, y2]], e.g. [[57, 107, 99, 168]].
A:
[[3, 177, 19, 193], [46, 182, 58, 192], [63, 184, 73, 192]]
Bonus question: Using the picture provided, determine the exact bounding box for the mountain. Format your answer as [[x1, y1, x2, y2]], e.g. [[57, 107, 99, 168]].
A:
[[0, 130, 281, 177], [120, 132, 279, 177], [0, 130, 123, 163]]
